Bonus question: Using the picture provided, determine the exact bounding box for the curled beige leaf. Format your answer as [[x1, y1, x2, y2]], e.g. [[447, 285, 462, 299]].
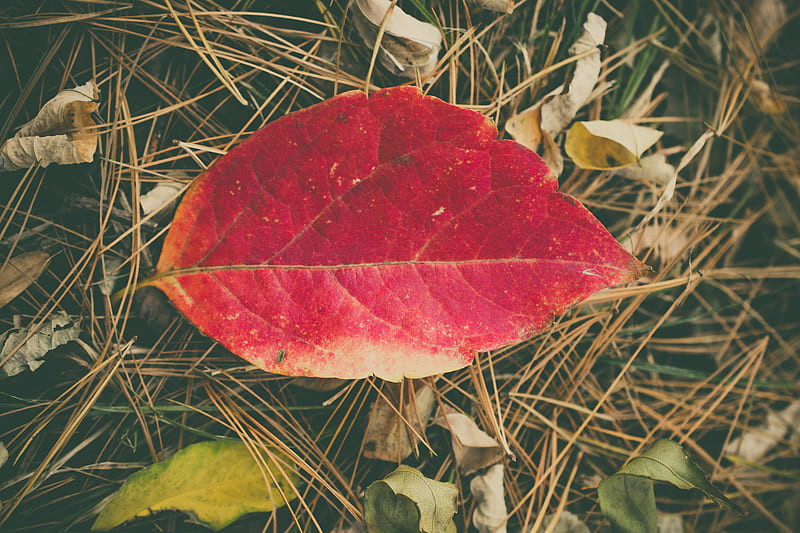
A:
[[17, 80, 97, 138], [616, 153, 675, 185], [0, 80, 98, 172], [540, 13, 606, 137], [353, 0, 441, 77], [1, 135, 89, 172], [470, 464, 508, 533], [749, 0, 787, 46], [139, 181, 187, 216], [623, 221, 689, 265], [0, 312, 81, 378], [724, 401, 800, 463], [434, 405, 503, 475]]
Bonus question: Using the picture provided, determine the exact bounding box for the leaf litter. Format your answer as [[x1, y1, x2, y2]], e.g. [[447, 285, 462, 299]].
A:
[[0, 2, 797, 532], [0, 311, 81, 378]]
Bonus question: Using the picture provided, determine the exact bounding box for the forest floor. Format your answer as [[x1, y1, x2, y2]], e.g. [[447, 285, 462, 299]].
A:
[[1, 1, 798, 532]]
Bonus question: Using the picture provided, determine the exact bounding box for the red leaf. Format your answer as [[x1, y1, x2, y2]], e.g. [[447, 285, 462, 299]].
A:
[[150, 87, 645, 380]]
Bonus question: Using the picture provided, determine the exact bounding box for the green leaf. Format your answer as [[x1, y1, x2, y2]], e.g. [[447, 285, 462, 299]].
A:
[[364, 465, 458, 533], [598, 440, 745, 533], [598, 474, 656, 533], [92, 440, 298, 531]]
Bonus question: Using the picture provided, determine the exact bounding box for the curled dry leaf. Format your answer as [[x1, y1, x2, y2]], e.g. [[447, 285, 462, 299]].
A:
[[616, 153, 674, 185], [0, 311, 81, 378], [0, 80, 99, 172], [749, 0, 787, 46], [434, 405, 503, 475], [504, 106, 563, 177], [0, 252, 50, 309], [539, 13, 606, 137], [623, 220, 689, 266], [565, 120, 663, 170], [140, 181, 187, 217], [749, 79, 787, 115], [470, 464, 508, 533], [353, 0, 441, 78], [148, 86, 645, 380], [505, 13, 607, 174], [724, 400, 800, 463], [363, 382, 436, 461]]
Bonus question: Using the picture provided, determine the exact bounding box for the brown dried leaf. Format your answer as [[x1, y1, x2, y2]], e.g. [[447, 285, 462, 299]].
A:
[[363, 382, 436, 461], [1, 135, 90, 171], [434, 405, 503, 475], [0, 252, 50, 309], [0, 80, 98, 172], [0, 312, 81, 378], [17, 80, 98, 138]]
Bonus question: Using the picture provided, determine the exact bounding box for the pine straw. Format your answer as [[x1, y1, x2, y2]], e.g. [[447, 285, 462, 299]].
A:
[[1, 1, 798, 531]]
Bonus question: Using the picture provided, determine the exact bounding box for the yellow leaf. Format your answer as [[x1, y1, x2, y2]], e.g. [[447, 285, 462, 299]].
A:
[[92, 440, 298, 531], [565, 120, 663, 170]]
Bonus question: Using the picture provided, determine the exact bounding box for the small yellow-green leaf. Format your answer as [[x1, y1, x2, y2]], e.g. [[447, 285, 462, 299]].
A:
[[598, 440, 745, 533], [365, 465, 458, 533], [92, 440, 298, 531], [565, 120, 663, 170]]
